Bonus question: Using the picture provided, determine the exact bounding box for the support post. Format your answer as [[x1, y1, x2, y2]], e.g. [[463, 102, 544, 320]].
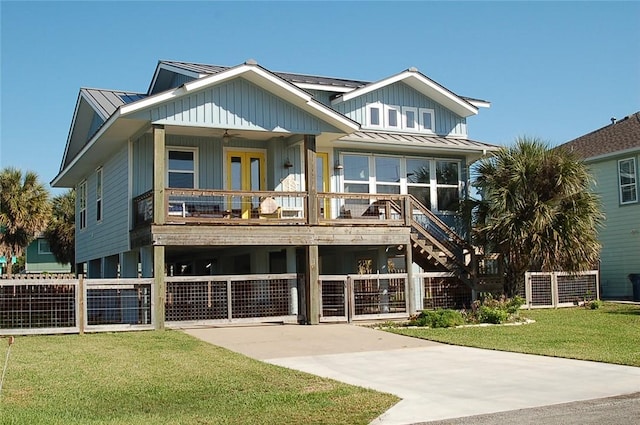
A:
[[153, 125, 166, 225], [153, 245, 165, 330], [78, 275, 85, 335], [305, 245, 320, 324], [406, 242, 416, 314], [304, 135, 318, 225]]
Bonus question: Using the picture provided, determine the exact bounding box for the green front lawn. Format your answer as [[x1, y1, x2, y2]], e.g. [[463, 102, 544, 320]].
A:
[[388, 302, 640, 367], [0, 331, 397, 425]]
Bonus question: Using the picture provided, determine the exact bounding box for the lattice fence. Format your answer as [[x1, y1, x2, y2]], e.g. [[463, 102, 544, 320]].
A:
[[524, 271, 599, 308], [165, 274, 299, 325], [420, 273, 472, 310]]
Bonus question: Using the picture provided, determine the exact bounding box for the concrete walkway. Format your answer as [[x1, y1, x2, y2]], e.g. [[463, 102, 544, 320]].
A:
[[184, 324, 640, 425]]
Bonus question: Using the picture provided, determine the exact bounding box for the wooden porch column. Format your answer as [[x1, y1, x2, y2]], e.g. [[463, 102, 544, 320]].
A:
[[304, 135, 318, 225], [153, 125, 166, 225], [305, 245, 320, 324], [406, 241, 416, 314], [153, 245, 165, 330]]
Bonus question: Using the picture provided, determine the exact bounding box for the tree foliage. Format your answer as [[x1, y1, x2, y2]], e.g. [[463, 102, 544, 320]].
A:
[[472, 137, 604, 295], [45, 189, 76, 272], [0, 167, 51, 276]]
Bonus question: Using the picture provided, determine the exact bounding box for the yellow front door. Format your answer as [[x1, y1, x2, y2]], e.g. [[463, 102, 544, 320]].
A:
[[226, 151, 266, 218]]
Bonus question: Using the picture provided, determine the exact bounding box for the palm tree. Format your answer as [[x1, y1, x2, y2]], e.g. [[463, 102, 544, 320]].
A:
[[0, 167, 51, 277], [472, 137, 603, 296], [45, 189, 76, 272]]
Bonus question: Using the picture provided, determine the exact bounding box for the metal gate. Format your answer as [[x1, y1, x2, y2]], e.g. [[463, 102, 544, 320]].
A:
[[319, 273, 409, 322]]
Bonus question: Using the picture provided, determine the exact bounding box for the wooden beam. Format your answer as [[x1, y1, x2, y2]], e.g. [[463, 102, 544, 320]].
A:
[[304, 135, 318, 225], [305, 245, 320, 324], [153, 245, 165, 330], [153, 125, 165, 225]]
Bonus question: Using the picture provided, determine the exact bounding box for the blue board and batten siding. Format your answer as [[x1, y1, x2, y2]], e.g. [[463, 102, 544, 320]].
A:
[[589, 155, 640, 298], [333, 82, 468, 137], [128, 77, 342, 135], [131, 133, 304, 196], [76, 144, 131, 264]]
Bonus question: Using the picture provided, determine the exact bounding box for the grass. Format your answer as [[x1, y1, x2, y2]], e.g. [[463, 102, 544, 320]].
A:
[[388, 302, 640, 367], [0, 331, 398, 425]]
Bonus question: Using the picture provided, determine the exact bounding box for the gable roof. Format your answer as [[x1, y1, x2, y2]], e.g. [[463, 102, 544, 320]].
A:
[[81, 88, 146, 120], [330, 68, 481, 118], [151, 60, 490, 106], [558, 112, 640, 160]]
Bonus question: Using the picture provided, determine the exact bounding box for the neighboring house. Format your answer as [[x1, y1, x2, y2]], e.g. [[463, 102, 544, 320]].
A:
[[52, 59, 498, 324], [558, 112, 640, 299], [24, 236, 71, 274]]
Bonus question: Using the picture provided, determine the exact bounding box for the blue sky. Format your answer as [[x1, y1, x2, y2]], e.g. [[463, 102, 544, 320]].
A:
[[1, 1, 639, 194]]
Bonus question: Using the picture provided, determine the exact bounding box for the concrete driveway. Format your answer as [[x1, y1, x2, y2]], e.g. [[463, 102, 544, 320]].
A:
[[184, 324, 640, 425]]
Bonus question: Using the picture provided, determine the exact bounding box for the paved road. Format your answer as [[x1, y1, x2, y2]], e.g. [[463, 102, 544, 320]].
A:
[[184, 324, 640, 425], [419, 392, 640, 425]]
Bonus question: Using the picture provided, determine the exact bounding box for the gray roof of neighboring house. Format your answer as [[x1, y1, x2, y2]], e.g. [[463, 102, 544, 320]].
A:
[[160, 60, 369, 90], [338, 130, 499, 151], [558, 112, 640, 160], [81, 88, 146, 119]]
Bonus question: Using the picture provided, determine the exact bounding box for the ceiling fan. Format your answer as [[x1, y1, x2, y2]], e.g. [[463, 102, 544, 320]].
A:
[[221, 129, 242, 144]]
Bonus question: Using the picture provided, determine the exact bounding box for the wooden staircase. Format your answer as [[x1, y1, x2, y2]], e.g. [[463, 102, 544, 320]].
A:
[[401, 196, 477, 289]]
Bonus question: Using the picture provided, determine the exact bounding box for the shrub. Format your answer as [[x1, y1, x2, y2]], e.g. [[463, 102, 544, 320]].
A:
[[408, 309, 464, 328], [472, 294, 525, 324]]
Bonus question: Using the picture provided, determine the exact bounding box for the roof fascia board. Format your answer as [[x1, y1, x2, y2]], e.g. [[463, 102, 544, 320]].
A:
[[79, 89, 109, 121], [294, 83, 354, 93], [59, 92, 84, 173], [147, 61, 202, 95], [466, 99, 491, 109], [52, 109, 121, 187], [331, 70, 478, 117], [583, 146, 640, 163]]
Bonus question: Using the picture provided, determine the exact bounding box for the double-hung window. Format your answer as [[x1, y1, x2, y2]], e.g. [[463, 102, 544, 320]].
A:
[[96, 167, 103, 222], [38, 239, 52, 255], [375, 156, 401, 194], [79, 180, 87, 230], [167, 148, 198, 188], [343, 154, 370, 193], [618, 158, 638, 204], [406, 158, 431, 208]]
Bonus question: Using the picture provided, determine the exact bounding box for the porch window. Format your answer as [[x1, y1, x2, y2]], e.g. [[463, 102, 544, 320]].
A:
[[375, 156, 401, 194], [436, 160, 460, 212], [96, 167, 103, 222], [343, 154, 370, 193], [167, 148, 198, 188], [79, 180, 87, 230], [618, 158, 638, 204], [406, 158, 431, 208]]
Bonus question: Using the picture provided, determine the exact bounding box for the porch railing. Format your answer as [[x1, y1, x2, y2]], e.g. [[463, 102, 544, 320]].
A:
[[133, 189, 409, 227]]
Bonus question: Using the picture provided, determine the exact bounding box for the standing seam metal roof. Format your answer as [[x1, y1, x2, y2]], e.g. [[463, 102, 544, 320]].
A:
[[80, 88, 147, 119], [338, 130, 498, 150]]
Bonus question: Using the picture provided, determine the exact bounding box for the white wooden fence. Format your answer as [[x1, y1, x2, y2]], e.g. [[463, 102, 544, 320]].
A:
[[524, 271, 599, 308]]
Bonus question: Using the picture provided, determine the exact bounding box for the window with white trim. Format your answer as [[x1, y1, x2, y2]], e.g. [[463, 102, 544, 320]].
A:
[[38, 239, 52, 254], [419, 108, 435, 132], [167, 147, 198, 188], [402, 107, 418, 130], [79, 180, 87, 230], [96, 167, 103, 222], [618, 158, 638, 204], [385, 105, 401, 130], [340, 153, 461, 212], [366, 103, 383, 128]]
